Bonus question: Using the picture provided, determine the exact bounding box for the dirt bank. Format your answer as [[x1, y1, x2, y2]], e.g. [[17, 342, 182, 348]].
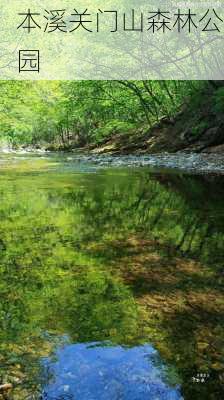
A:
[[87, 82, 224, 156]]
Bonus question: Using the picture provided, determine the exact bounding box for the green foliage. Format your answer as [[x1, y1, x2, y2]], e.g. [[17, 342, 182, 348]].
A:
[[191, 121, 209, 137], [94, 120, 134, 142], [0, 80, 202, 148], [183, 82, 206, 112], [213, 87, 224, 115], [0, 81, 65, 146]]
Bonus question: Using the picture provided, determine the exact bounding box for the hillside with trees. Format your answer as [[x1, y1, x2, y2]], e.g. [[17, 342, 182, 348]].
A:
[[0, 80, 224, 153]]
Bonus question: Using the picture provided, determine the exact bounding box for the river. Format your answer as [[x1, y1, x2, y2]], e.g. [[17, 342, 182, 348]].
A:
[[0, 152, 223, 400]]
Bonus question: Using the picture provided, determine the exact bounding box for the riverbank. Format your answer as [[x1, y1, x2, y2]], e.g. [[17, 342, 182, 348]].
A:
[[1, 151, 224, 175], [84, 82, 224, 156], [3, 82, 224, 159], [45, 84, 224, 156]]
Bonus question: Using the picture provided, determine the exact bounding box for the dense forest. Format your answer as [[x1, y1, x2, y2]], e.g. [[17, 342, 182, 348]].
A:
[[1, 80, 224, 153]]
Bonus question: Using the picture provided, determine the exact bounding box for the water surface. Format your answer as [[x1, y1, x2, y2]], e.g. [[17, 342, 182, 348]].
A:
[[0, 153, 223, 400]]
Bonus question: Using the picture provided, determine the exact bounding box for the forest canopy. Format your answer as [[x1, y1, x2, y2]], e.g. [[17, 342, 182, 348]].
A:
[[0, 80, 208, 149]]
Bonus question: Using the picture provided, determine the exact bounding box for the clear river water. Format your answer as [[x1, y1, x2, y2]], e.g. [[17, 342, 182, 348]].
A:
[[0, 152, 223, 400]]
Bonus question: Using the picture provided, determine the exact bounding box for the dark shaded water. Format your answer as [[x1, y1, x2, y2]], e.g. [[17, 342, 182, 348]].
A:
[[0, 153, 223, 400]]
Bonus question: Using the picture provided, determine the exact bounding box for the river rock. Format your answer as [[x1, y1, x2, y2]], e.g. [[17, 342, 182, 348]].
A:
[[0, 384, 13, 393]]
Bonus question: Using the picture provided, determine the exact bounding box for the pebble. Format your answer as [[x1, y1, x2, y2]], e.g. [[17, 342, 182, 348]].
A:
[[71, 153, 224, 174]]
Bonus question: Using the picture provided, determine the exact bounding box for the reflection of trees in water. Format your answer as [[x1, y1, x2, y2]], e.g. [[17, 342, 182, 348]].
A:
[[154, 173, 224, 264], [123, 237, 224, 400], [0, 169, 223, 399], [0, 173, 142, 398], [62, 170, 224, 399], [65, 170, 224, 265]]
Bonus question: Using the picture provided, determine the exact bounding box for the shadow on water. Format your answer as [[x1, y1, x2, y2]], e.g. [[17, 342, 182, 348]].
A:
[[0, 153, 223, 399]]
